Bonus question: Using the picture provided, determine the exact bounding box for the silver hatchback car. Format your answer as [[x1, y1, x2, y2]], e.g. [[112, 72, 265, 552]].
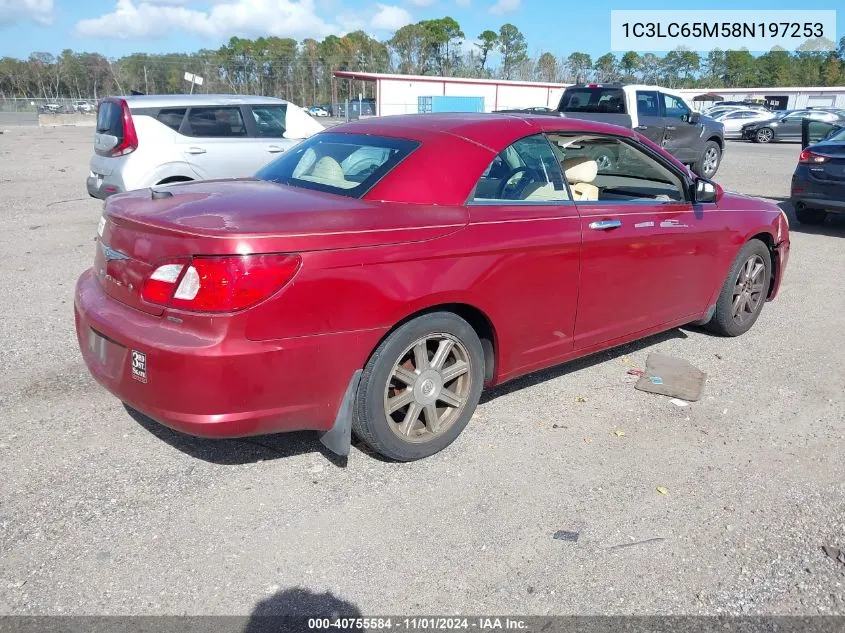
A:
[[87, 94, 324, 199]]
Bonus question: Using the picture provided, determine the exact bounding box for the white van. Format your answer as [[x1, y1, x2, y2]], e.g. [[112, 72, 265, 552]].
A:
[[87, 94, 324, 199]]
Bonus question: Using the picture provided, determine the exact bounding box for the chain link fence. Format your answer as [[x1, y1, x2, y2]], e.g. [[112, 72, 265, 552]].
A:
[[0, 97, 98, 114]]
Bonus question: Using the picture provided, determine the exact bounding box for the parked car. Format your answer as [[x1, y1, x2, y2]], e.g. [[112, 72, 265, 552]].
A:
[[702, 105, 749, 118], [741, 109, 845, 143], [557, 84, 725, 178], [714, 109, 775, 138], [309, 106, 329, 117], [74, 101, 94, 113], [790, 118, 845, 224], [87, 94, 324, 199], [75, 113, 790, 461], [38, 103, 61, 114]]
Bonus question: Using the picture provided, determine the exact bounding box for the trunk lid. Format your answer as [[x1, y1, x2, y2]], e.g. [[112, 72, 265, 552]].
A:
[[809, 143, 845, 182], [96, 179, 468, 315]]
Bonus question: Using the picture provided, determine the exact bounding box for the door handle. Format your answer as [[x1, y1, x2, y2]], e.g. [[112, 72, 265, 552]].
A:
[[589, 219, 622, 230], [635, 125, 648, 130], [186, 147, 207, 154], [267, 145, 285, 153], [665, 125, 677, 131]]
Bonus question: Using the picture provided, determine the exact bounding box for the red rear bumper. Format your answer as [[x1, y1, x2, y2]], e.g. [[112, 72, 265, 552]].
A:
[[74, 269, 384, 438]]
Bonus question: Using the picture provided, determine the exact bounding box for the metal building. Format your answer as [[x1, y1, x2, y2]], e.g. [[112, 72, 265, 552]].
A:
[[331, 70, 845, 117], [332, 71, 566, 117]]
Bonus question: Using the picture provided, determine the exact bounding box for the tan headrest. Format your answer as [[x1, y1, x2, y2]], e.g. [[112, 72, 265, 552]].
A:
[[562, 157, 598, 184], [310, 156, 344, 181]]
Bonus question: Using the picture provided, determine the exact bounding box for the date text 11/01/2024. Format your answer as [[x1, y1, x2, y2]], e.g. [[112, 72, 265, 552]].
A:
[[308, 617, 529, 630], [621, 22, 825, 39]]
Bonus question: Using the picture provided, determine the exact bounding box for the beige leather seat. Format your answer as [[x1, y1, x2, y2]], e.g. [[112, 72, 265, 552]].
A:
[[299, 156, 356, 189], [562, 157, 599, 201]]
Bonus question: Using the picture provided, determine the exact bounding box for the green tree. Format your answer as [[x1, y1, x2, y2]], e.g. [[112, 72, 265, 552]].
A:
[[475, 30, 498, 74], [566, 52, 592, 83], [497, 23, 527, 80], [663, 48, 700, 87], [822, 53, 843, 86], [619, 51, 640, 80], [593, 53, 617, 82], [535, 52, 557, 82]]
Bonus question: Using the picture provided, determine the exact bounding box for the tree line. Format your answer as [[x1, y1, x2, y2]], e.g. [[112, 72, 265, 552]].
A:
[[1, 18, 844, 107]]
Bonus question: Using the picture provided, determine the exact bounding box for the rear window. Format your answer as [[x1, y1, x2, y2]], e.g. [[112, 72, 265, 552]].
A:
[[256, 133, 419, 198], [251, 105, 287, 138], [96, 101, 124, 138], [183, 106, 247, 137], [156, 108, 186, 131], [559, 88, 626, 114]]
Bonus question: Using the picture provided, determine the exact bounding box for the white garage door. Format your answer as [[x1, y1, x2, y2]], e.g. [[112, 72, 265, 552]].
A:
[[807, 95, 835, 108]]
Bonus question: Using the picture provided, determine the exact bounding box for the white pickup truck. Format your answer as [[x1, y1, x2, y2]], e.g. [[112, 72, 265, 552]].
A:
[[557, 84, 726, 178]]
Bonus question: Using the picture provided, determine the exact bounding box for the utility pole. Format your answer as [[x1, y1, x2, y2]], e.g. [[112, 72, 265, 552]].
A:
[[143, 66, 148, 94]]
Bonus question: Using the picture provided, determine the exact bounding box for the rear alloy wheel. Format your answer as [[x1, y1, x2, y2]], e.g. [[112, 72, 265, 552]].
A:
[[352, 312, 484, 461], [755, 128, 774, 143], [692, 141, 721, 178], [795, 206, 827, 225], [706, 240, 771, 337]]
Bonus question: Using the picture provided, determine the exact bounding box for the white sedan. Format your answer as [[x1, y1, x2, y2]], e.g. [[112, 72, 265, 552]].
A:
[[714, 109, 774, 138]]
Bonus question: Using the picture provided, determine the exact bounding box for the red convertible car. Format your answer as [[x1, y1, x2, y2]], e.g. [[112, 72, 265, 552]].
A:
[[75, 113, 790, 461]]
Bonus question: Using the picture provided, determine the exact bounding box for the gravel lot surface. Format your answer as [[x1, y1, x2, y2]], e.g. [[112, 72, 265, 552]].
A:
[[1, 127, 844, 617]]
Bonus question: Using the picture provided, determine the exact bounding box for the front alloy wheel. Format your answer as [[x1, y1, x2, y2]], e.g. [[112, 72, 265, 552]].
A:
[[705, 239, 771, 337], [755, 128, 774, 143], [730, 255, 767, 327]]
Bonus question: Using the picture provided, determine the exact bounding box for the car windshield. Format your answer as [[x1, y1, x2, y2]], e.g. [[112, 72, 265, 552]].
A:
[[255, 133, 419, 198]]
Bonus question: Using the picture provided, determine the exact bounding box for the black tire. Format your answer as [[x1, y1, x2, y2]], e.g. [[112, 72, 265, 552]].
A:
[[352, 312, 485, 461], [705, 240, 771, 337], [795, 206, 826, 225], [691, 140, 722, 179], [755, 128, 774, 144]]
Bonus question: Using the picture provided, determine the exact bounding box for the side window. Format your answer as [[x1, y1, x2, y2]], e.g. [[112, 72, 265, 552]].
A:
[[471, 134, 569, 203], [547, 133, 686, 203], [184, 106, 247, 138], [636, 91, 660, 117], [156, 108, 186, 131], [251, 105, 287, 138], [661, 93, 691, 120]]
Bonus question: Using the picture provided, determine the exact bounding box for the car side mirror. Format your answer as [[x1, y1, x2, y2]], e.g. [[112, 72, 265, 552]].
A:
[[693, 178, 718, 203], [684, 112, 701, 124]]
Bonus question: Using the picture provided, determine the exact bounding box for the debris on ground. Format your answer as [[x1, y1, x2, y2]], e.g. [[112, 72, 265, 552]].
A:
[[626, 368, 644, 376], [669, 398, 690, 407], [608, 537, 666, 550], [574, 396, 587, 403], [635, 353, 707, 401], [822, 545, 845, 565], [584, 437, 592, 444], [553, 530, 580, 542], [613, 429, 625, 437], [656, 487, 669, 495], [551, 424, 568, 429]]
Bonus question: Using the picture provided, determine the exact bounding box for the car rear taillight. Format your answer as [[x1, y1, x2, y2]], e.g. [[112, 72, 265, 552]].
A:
[[799, 150, 828, 164], [141, 254, 301, 313], [111, 98, 138, 157]]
